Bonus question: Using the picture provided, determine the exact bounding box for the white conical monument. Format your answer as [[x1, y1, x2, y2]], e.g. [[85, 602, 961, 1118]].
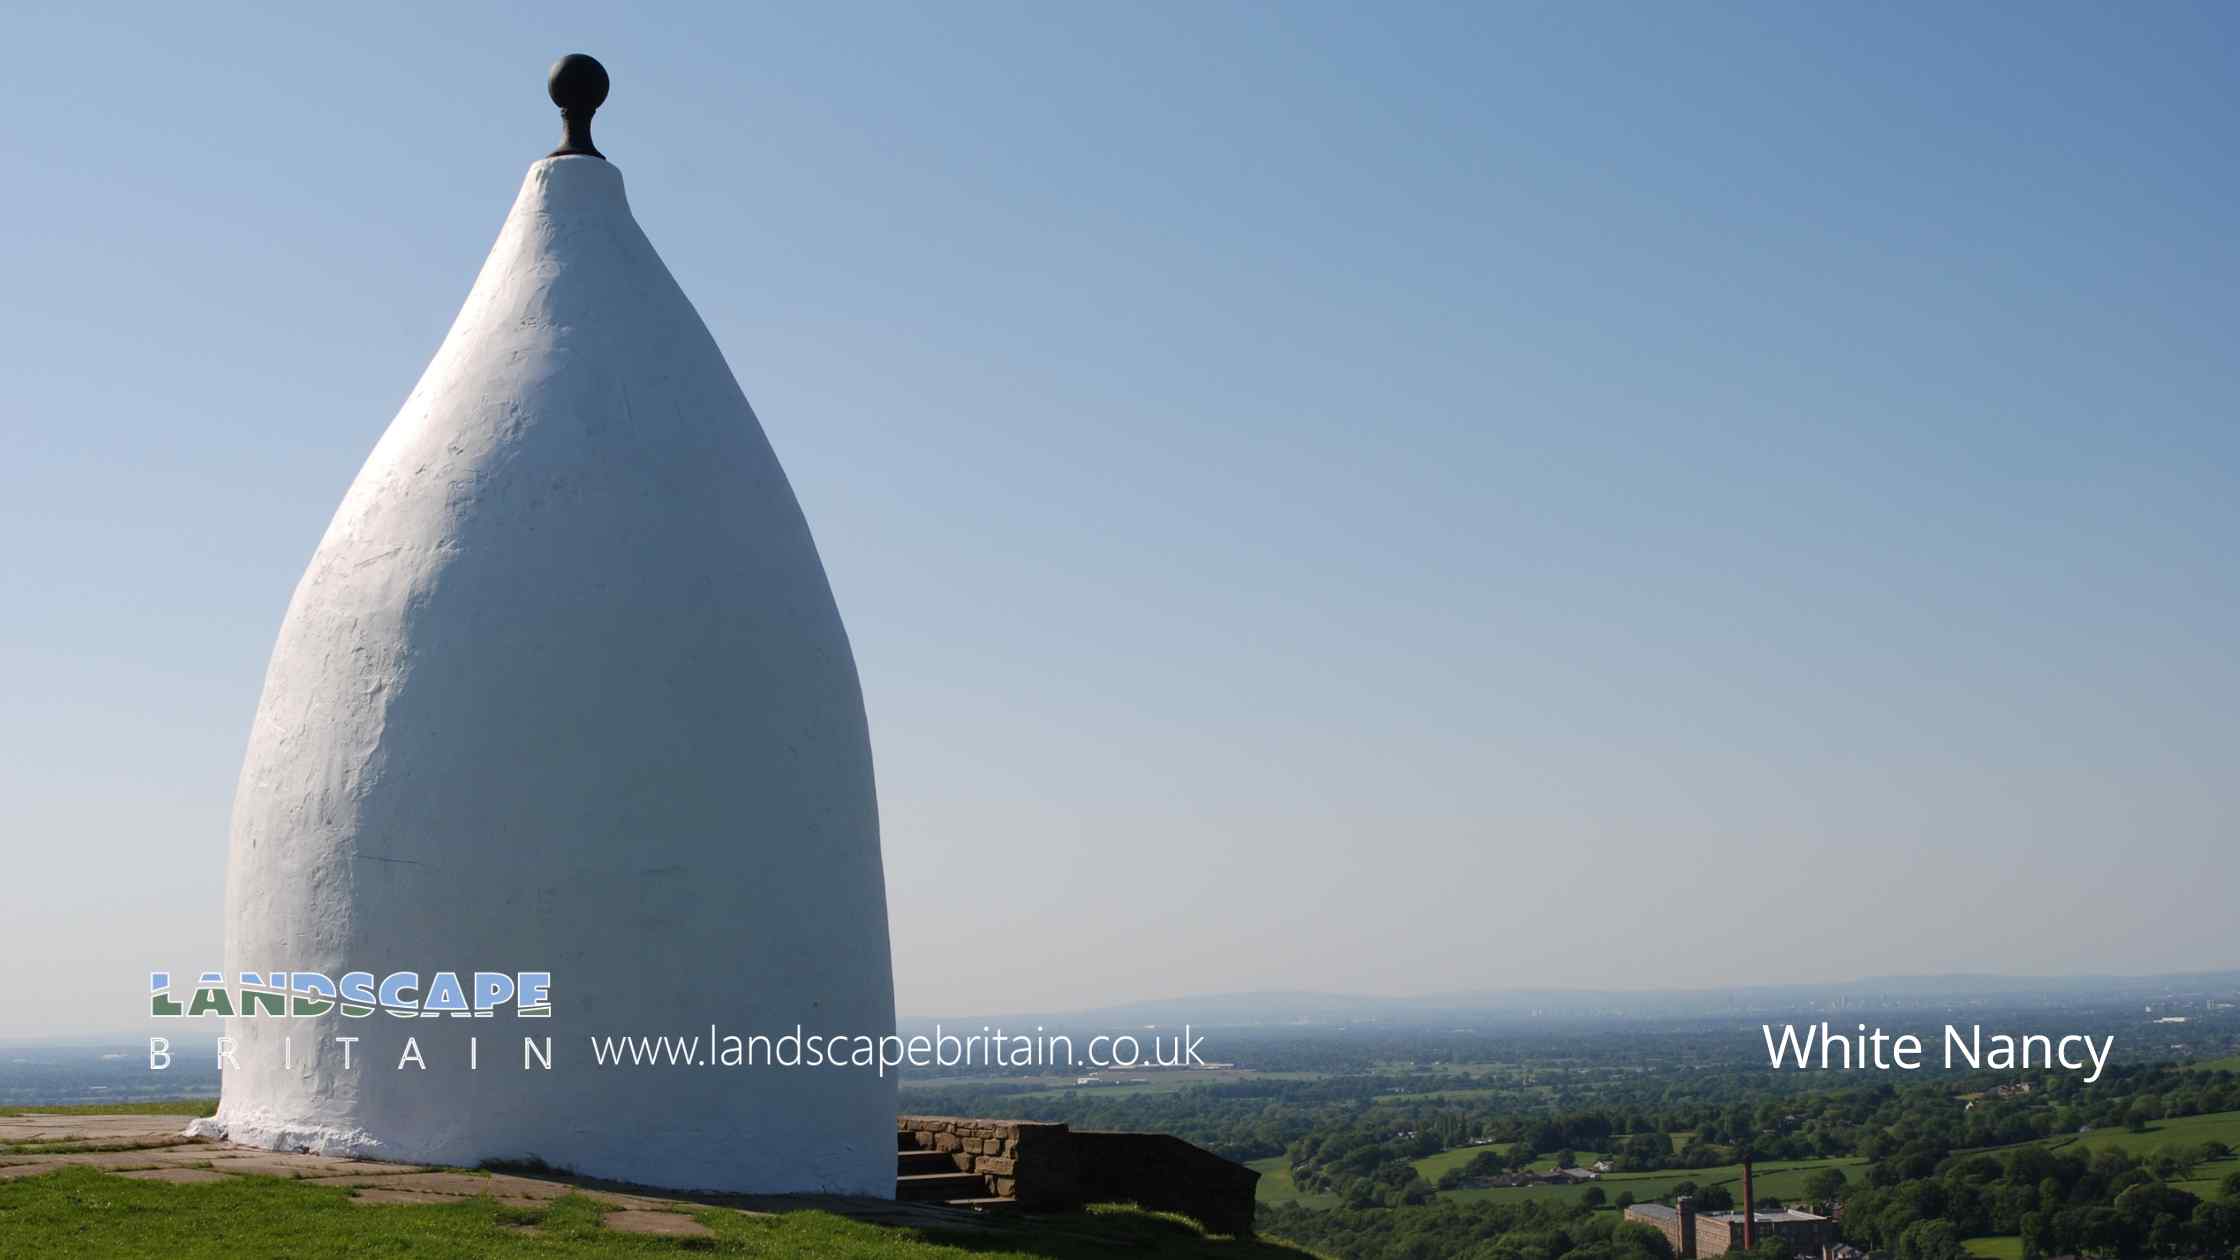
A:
[[190, 55, 898, 1194]]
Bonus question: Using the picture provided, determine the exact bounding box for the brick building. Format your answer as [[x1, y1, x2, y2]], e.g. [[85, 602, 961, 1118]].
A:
[[1625, 1197, 1835, 1259]]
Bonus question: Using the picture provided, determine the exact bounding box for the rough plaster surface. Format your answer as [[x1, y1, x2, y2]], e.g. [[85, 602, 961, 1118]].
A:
[[193, 156, 897, 1195]]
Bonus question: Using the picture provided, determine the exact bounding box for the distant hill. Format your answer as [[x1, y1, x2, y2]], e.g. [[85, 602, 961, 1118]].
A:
[[906, 969, 2240, 1030]]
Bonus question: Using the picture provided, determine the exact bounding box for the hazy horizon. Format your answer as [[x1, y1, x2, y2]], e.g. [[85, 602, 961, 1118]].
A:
[[5, 3, 2237, 1040], [14, 966, 2240, 1046]]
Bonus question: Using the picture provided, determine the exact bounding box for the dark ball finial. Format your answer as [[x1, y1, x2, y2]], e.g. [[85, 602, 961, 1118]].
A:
[[547, 54, 610, 160]]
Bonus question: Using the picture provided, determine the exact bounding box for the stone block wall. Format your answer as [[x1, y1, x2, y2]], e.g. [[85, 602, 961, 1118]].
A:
[[898, 1116, 1077, 1207], [898, 1115, 1256, 1235]]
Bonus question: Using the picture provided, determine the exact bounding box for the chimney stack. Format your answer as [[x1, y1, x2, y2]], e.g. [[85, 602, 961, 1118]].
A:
[[1742, 1156, 1757, 1250], [1677, 1195, 1698, 1259]]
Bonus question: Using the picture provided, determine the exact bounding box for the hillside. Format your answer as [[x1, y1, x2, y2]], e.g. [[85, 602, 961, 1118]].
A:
[[0, 1165, 1313, 1259], [0, 1103, 1311, 1259]]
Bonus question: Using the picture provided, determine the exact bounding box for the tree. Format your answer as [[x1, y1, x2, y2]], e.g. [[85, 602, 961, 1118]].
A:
[[1611, 1222, 1675, 1260], [2020, 1209, 2052, 1260], [1583, 1186, 1608, 1208], [1802, 1167, 1849, 1206], [1896, 1219, 1968, 1260], [1615, 1191, 1638, 1210]]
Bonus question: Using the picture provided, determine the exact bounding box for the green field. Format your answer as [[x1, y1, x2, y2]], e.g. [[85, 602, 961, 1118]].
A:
[[0, 1165, 1301, 1258], [2175, 1175, 2233, 1199], [1742, 1157, 1871, 1200], [1384, 1118, 1867, 1210], [1409, 1142, 1514, 1181], [1248, 1156, 1339, 1209], [2185, 1055, 2240, 1073], [1964, 1236, 2023, 1260], [1263, 1102, 2240, 1229], [1426, 1154, 1867, 1208], [0, 1100, 216, 1117], [2065, 1110, 2240, 1159], [1938, 1107, 2240, 1204], [1409, 1145, 1616, 1182], [901, 1068, 1320, 1100]]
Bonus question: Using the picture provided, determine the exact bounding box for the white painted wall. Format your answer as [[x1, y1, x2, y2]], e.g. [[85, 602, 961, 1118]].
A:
[[191, 156, 897, 1195]]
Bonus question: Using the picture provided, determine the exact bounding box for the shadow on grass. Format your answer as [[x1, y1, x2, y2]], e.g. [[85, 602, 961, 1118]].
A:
[[2, 1157, 1310, 1257], [474, 1157, 1313, 1257], [902, 1204, 1315, 1258], [474, 1154, 1301, 1254]]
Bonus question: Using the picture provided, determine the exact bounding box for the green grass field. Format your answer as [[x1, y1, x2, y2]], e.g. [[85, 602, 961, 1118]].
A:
[[1248, 1156, 1339, 1209], [2174, 1175, 2233, 1200], [1937, 1107, 2240, 1203], [1382, 1120, 1866, 1209], [1408, 1143, 1514, 1182], [907, 1069, 1327, 1102], [2066, 1110, 2240, 1158], [0, 1100, 216, 1118], [1740, 1157, 1871, 1200], [1964, 1236, 2023, 1260], [2185, 1055, 2240, 1073], [0, 1165, 1302, 1259], [1426, 1154, 1867, 1208], [1408, 1145, 1617, 1182]]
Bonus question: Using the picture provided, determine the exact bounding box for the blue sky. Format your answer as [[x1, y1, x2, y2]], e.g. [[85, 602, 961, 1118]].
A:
[[3, 2, 2235, 1035]]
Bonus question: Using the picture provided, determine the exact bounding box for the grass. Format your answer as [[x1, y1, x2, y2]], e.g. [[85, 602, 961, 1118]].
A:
[[0, 1100, 216, 1118], [1430, 1154, 1868, 1208], [0, 1165, 1306, 1258], [2066, 1110, 2240, 1158], [1739, 1157, 1871, 1200], [2173, 1175, 2233, 1199], [1408, 1143, 1510, 1182], [1964, 1236, 2023, 1260], [1247, 1157, 1337, 1209], [2185, 1055, 2240, 1073], [1408, 1145, 1614, 1183], [905, 1070, 1323, 1101]]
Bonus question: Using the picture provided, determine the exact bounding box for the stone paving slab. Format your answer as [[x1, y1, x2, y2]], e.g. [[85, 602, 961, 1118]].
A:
[[343, 1185, 555, 1208], [115, 1168, 231, 1183], [0, 1116, 196, 1144], [602, 1209, 715, 1237], [0, 1150, 180, 1170], [202, 1153, 419, 1178], [576, 1188, 678, 1210], [0, 1138, 203, 1156], [483, 1173, 576, 1200], [356, 1171, 514, 1196], [129, 1149, 226, 1167], [297, 1171, 477, 1190], [347, 1188, 473, 1207], [0, 1146, 217, 1169]]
